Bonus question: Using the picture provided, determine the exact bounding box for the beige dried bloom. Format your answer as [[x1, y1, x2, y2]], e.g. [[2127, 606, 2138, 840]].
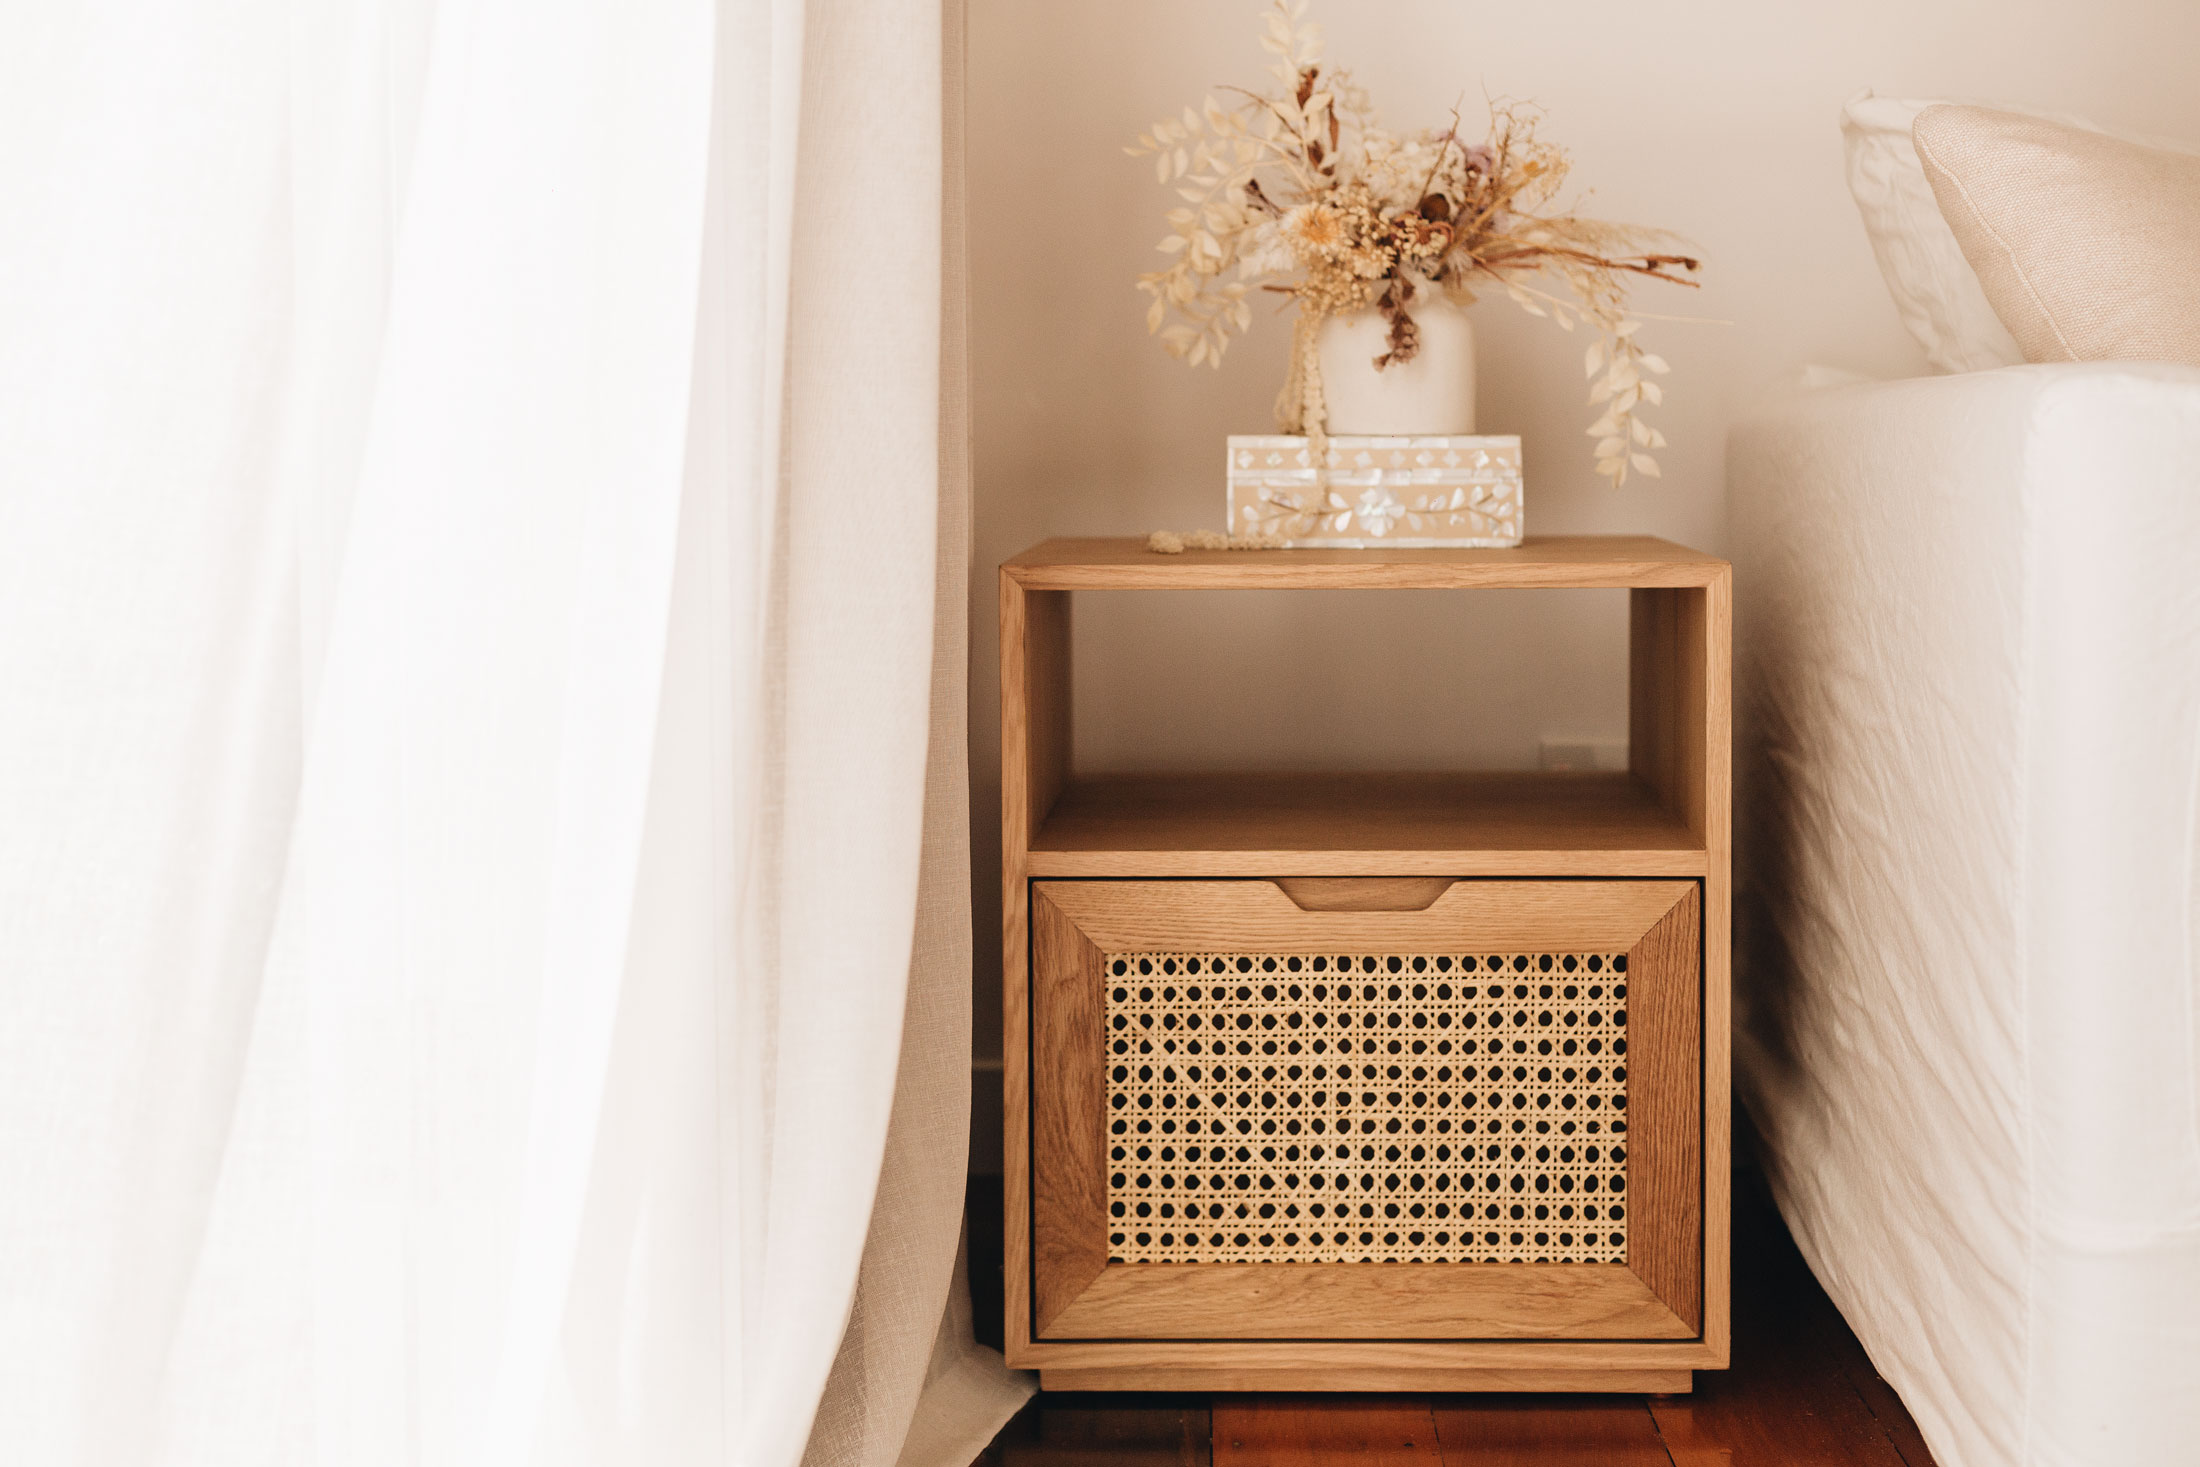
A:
[[1283, 203, 1345, 257]]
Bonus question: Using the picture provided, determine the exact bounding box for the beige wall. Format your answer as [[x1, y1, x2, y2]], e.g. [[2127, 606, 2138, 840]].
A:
[[963, 0, 2200, 1167]]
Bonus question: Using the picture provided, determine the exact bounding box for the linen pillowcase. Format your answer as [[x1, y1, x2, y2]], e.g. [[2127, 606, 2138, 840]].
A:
[[1913, 105, 2200, 366], [1841, 93, 2026, 374]]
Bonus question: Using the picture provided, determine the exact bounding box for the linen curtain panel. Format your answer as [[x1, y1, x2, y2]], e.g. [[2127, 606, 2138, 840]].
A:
[[0, 0, 1028, 1462]]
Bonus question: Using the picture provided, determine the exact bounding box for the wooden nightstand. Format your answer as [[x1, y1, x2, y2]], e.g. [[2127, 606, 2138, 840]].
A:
[[999, 536, 1730, 1393]]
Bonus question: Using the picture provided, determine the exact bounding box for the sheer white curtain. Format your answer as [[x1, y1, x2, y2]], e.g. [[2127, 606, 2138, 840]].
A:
[[0, 0, 1028, 1462]]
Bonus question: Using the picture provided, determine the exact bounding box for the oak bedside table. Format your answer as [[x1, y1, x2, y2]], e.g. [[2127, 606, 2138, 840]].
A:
[[998, 536, 1731, 1393]]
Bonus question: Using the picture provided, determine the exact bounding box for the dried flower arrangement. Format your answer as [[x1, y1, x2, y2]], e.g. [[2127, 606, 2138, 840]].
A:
[[1128, 0, 1701, 486]]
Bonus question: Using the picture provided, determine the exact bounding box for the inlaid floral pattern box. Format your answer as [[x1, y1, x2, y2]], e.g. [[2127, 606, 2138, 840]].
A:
[[1225, 434, 1524, 547]]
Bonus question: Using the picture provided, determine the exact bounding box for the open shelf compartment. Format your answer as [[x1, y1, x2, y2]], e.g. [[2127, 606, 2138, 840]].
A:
[[1001, 535, 1729, 879]]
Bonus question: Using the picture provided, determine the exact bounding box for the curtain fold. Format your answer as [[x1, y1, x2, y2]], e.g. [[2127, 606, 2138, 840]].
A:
[[799, 2, 1031, 1458], [0, 0, 1027, 1461]]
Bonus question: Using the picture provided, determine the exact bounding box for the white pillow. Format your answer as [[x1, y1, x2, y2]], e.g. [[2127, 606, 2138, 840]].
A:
[[1842, 92, 2025, 374]]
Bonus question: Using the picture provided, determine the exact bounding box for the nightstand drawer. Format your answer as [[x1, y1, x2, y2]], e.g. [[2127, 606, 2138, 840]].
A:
[[1027, 877, 1700, 1344]]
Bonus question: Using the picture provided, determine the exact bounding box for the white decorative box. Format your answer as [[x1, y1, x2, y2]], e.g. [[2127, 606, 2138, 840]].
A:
[[1226, 434, 1524, 547]]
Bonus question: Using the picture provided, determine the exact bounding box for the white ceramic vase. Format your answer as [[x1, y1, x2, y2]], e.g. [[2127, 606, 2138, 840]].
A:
[[1315, 299, 1477, 435]]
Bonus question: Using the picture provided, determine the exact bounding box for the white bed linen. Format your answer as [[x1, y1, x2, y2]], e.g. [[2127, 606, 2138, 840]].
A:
[[1730, 363, 2200, 1467]]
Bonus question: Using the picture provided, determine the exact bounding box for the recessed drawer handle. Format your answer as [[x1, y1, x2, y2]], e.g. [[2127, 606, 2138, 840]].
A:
[[1272, 877, 1456, 912]]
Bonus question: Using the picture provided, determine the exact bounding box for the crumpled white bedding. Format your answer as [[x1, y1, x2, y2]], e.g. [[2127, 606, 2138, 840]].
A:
[[1730, 363, 2200, 1467]]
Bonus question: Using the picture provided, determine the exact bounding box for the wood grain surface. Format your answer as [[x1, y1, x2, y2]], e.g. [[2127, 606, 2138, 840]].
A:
[[1030, 887, 1109, 1333], [1214, 1398, 1441, 1467], [1627, 887, 1703, 1331], [1272, 876, 1457, 912], [979, 1397, 1211, 1467], [1002, 1336, 1722, 1375], [1433, 1397, 1676, 1466], [1040, 1262, 1691, 1343], [1026, 772, 1705, 879], [1002, 537, 1726, 590], [1022, 587, 1072, 842], [999, 571, 1038, 1355], [1629, 588, 1708, 838], [1696, 568, 1733, 1370], [1045, 1369, 1690, 1394], [1034, 878, 1693, 957]]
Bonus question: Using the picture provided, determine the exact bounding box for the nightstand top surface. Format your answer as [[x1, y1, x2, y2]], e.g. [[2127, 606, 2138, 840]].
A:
[[1003, 535, 1727, 590]]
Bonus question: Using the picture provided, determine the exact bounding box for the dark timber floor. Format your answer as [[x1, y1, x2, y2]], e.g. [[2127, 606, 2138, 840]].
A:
[[969, 1162, 1938, 1467]]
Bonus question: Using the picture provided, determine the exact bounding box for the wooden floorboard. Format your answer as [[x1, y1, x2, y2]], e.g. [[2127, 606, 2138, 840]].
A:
[[1214, 1398, 1440, 1467], [1849, 1364, 1940, 1467], [1433, 1397, 1673, 1466], [968, 1162, 1937, 1467], [976, 1395, 1210, 1467]]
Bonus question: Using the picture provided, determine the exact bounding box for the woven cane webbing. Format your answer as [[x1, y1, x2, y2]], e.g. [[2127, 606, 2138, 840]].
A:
[[1104, 951, 1628, 1264]]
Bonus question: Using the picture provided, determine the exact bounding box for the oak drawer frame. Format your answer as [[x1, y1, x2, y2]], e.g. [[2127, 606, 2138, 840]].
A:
[[998, 537, 1732, 1390], [1032, 878, 1700, 1342]]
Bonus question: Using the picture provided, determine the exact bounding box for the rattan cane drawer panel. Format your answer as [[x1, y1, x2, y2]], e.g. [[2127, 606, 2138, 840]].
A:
[[1022, 877, 1704, 1356], [1103, 951, 1628, 1264]]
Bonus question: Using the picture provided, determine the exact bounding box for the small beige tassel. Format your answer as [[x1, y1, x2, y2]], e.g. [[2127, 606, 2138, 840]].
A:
[[1145, 530, 1290, 554]]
